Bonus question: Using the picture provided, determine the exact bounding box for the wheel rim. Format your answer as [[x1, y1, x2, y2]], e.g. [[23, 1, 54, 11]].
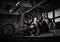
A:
[[2, 24, 15, 36]]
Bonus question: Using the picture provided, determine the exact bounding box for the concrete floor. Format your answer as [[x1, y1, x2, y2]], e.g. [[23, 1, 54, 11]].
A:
[[25, 29, 60, 37], [10, 29, 60, 37], [0, 29, 60, 40], [0, 29, 60, 37]]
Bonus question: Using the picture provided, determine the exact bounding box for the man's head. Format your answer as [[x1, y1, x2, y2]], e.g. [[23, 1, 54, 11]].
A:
[[42, 12, 45, 18], [41, 10, 47, 18]]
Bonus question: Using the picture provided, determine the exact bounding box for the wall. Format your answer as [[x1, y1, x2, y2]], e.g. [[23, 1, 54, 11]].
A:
[[0, 14, 21, 27]]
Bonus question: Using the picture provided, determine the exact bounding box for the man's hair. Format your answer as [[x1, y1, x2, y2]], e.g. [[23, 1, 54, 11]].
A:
[[41, 10, 46, 14]]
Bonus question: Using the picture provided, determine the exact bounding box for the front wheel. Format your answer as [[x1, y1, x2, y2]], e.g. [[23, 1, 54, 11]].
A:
[[1, 24, 15, 37]]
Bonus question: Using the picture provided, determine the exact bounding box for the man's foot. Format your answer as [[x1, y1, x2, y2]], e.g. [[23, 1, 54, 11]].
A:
[[50, 29, 56, 35]]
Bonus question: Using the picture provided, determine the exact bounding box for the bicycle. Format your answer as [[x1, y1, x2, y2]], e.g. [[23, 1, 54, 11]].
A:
[[1, 2, 34, 37]]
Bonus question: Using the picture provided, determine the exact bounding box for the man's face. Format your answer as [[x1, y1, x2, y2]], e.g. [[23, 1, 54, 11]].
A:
[[42, 13, 45, 18]]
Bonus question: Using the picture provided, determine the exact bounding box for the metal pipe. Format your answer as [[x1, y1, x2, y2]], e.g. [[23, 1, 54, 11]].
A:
[[16, 1, 20, 6]]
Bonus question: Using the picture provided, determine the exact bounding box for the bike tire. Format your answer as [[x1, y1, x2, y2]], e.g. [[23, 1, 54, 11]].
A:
[[1, 24, 15, 37]]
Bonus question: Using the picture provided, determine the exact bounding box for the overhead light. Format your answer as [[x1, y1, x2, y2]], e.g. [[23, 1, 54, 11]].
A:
[[16, 2, 20, 6]]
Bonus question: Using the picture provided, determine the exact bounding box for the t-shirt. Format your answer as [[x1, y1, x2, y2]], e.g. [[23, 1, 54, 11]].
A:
[[38, 18, 52, 29]]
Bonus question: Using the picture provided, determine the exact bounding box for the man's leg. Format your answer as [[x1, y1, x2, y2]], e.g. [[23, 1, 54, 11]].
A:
[[38, 26, 43, 35]]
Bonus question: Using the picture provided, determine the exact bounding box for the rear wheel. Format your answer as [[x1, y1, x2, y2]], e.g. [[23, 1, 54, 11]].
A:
[[23, 14, 33, 25]]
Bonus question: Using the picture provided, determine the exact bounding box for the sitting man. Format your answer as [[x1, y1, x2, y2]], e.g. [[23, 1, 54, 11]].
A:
[[33, 10, 56, 35]]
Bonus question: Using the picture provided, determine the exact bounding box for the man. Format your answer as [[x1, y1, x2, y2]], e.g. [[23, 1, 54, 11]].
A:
[[33, 10, 56, 35]]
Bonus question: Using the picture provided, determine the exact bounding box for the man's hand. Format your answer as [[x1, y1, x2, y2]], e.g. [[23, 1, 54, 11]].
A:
[[33, 20, 39, 27]]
